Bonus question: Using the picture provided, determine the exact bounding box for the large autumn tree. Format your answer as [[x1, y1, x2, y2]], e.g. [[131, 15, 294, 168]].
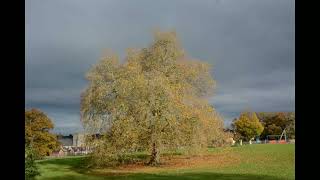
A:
[[233, 111, 264, 141], [81, 31, 226, 166], [25, 108, 60, 158]]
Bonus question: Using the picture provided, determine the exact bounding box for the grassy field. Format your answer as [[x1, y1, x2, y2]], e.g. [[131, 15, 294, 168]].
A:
[[36, 144, 294, 180]]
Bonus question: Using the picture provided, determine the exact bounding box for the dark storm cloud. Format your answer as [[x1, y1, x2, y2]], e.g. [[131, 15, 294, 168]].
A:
[[26, 0, 294, 133]]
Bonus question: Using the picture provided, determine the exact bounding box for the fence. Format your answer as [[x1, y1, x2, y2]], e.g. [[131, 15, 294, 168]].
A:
[[238, 139, 295, 145]]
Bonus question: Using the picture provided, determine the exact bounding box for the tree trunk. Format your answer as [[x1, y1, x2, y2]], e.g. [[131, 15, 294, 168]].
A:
[[148, 142, 160, 166]]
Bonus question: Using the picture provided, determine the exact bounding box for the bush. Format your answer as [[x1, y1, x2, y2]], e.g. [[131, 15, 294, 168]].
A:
[[25, 146, 40, 180]]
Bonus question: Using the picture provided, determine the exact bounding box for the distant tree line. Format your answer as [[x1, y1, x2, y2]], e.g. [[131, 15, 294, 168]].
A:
[[230, 111, 295, 141], [256, 112, 295, 139]]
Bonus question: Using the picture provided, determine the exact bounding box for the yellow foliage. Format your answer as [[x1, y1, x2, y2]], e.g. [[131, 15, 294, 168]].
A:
[[25, 109, 59, 158], [81, 31, 226, 166], [233, 111, 264, 141]]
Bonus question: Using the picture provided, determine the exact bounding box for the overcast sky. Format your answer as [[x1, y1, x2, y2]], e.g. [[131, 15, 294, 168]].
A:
[[26, 0, 295, 134]]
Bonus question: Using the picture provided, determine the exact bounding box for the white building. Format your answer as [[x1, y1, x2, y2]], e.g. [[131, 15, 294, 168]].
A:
[[72, 133, 86, 147]]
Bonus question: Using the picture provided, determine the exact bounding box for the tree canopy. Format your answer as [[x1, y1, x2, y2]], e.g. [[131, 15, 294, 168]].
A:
[[232, 111, 264, 141], [257, 112, 295, 139], [25, 108, 60, 158], [80, 31, 226, 166]]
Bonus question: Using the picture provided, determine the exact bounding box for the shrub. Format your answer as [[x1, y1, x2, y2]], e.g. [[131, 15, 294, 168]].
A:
[[25, 146, 40, 180]]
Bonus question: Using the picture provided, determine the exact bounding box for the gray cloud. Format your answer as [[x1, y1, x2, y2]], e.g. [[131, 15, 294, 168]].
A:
[[26, 0, 294, 134]]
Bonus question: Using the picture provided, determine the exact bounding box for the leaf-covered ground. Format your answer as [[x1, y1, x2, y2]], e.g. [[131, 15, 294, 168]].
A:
[[36, 144, 294, 180]]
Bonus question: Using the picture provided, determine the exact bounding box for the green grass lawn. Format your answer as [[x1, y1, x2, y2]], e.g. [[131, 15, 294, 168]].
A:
[[36, 144, 294, 180]]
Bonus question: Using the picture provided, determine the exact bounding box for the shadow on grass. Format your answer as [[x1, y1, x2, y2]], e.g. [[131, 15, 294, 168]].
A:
[[39, 172, 288, 180], [38, 157, 291, 180], [37, 156, 90, 174]]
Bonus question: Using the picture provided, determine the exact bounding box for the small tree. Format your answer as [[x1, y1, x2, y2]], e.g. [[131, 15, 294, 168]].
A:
[[233, 111, 264, 141], [25, 108, 60, 159]]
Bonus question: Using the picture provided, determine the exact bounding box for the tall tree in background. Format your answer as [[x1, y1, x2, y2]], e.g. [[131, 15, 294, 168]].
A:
[[81, 31, 226, 166], [286, 113, 295, 139], [233, 111, 264, 141], [259, 112, 295, 139], [25, 108, 60, 159]]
